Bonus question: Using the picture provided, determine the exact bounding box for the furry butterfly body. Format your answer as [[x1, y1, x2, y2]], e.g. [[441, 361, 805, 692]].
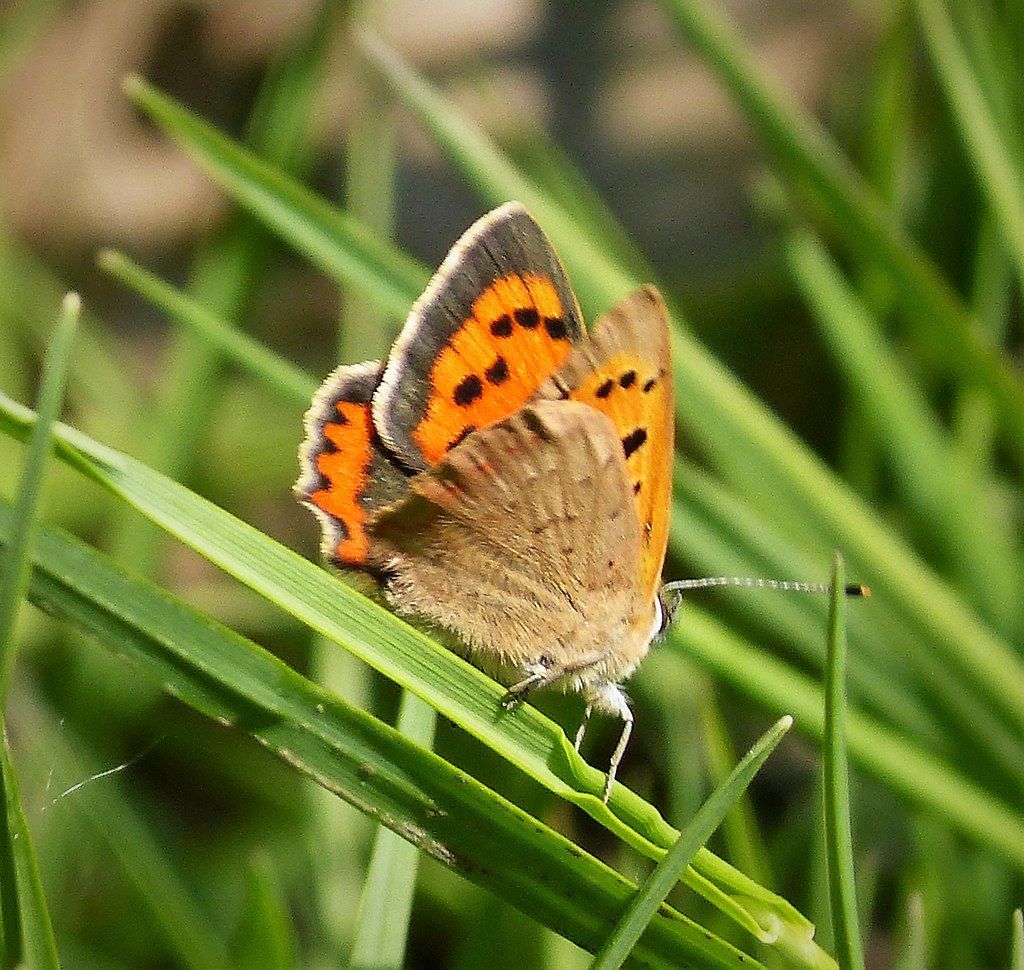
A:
[[296, 202, 674, 799]]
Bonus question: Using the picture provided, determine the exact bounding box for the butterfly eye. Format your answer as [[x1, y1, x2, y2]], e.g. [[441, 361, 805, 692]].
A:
[[653, 585, 687, 644]]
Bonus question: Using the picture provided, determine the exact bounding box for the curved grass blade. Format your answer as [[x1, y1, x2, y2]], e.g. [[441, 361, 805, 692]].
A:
[[657, 0, 1024, 466], [232, 854, 297, 970], [914, 0, 1024, 292], [349, 692, 436, 970], [590, 716, 792, 970], [822, 553, 865, 970], [0, 396, 822, 962], [97, 250, 316, 404], [0, 292, 77, 704], [0, 734, 59, 969], [655, 610, 1024, 871], [0, 504, 756, 970], [122, 75, 429, 320]]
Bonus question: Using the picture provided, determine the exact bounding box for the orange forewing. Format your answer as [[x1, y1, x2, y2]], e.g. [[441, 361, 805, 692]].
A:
[[412, 273, 574, 465], [568, 352, 672, 602]]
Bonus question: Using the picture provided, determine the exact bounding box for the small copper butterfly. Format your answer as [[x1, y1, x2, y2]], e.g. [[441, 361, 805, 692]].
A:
[[296, 202, 674, 800]]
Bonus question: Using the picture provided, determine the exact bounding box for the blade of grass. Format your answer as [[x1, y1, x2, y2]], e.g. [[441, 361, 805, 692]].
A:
[[21, 697, 229, 970], [349, 692, 436, 970], [657, 0, 1024, 465], [914, 0, 1024, 291], [0, 396, 824, 961], [1013, 909, 1023, 970], [122, 75, 428, 321], [0, 503, 756, 970], [232, 854, 297, 970], [784, 227, 1022, 629], [97, 250, 317, 404], [822, 553, 865, 970], [340, 1, 399, 362], [696, 691, 773, 888], [0, 292, 78, 704], [895, 893, 926, 970], [0, 733, 59, 969], [590, 716, 792, 970], [653, 610, 1024, 871]]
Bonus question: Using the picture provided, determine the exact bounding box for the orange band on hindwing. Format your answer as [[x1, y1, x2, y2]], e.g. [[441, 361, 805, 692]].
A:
[[412, 273, 573, 465], [308, 400, 374, 564], [296, 362, 409, 569]]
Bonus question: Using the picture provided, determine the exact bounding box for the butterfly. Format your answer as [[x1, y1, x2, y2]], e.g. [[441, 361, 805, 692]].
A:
[[295, 202, 674, 801]]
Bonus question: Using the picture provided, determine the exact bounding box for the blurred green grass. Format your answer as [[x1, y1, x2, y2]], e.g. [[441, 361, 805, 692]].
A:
[[1, 0, 1023, 966]]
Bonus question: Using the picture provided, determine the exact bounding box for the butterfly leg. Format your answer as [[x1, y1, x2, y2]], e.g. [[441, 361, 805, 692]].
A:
[[500, 652, 606, 710], [574, 705, 593, 752], [584, 682, 634, 803]]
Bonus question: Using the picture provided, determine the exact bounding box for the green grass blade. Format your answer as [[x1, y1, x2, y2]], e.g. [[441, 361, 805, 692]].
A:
[[895, 893, 925, 970], [232, 854, 297, 970], [97, 250, 317, 403], [822, 553, 865, 970], [658, 0, 1024, 467], [914, 0, 1024, 291], [0, 292, 77, 704], [0, 504, 755, 970], [0, 733, 59, 969], [697, 692, 772, 887], [784, 228, 1022, 627], [0, 397, 824, 962], [349, 692, 436, 970], [24, 700, 228, 970], [590, 716, 792, 970], [340, 0, 398, 362], [357, 32, 635, 315], [1013, 908, 1023, 970], [122, 75, 428, 319], [656, 611, 1024, 871]]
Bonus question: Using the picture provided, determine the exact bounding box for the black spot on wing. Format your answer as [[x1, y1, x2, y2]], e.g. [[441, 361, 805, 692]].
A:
[[490, 314, 513, 337], [595, 378, 615, 399], [544, 316, 567, 339], [619, 370, 637, 389], [514, 307, 539, 329], [454, 374, 483, 406], [642, 377, 657, 393], [485, 357, 509, 385], [622, 428, 648, 458]]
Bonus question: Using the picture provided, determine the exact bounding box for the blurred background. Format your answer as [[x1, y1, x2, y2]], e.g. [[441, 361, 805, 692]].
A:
[[1, 0, 1021, 967]]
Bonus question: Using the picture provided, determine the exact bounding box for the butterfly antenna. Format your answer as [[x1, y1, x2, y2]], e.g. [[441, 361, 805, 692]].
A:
[[661, 577, 871, 598]]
